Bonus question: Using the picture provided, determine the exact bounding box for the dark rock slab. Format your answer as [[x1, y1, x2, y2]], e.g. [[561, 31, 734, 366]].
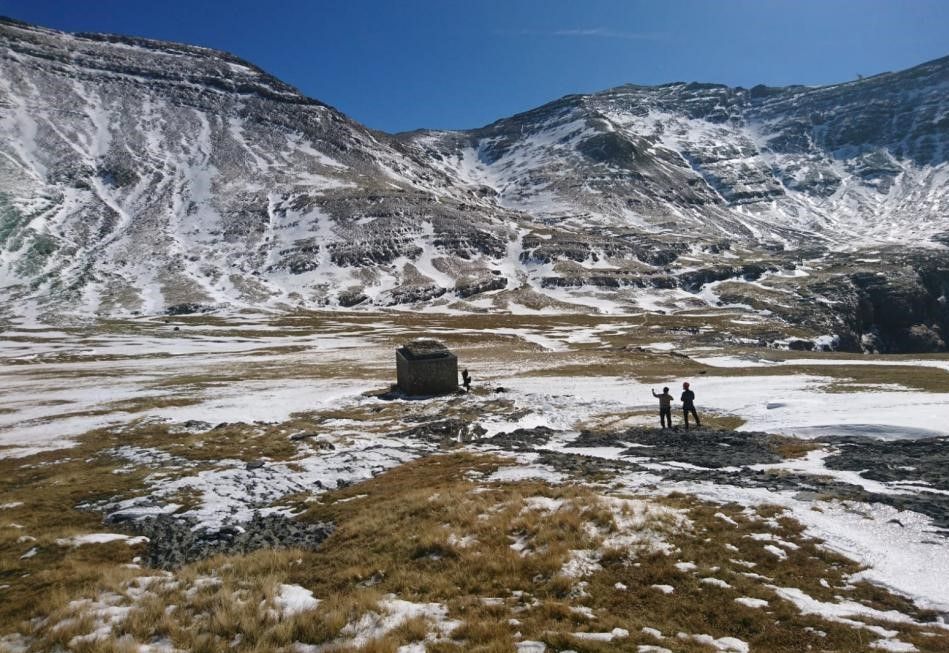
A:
[[820, 435, 949, 491], [486, 426, 555, 450], [565, 427, 949, 533], [395, 418, 485, 444], [165, 303, 213, 315], [124, 513, 334, 569], [570, 426, 784, 468]]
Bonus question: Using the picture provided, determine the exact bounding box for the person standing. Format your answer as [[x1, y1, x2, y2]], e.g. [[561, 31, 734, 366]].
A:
[[681, 382, 701, 429], [651, 387, 673, 430]]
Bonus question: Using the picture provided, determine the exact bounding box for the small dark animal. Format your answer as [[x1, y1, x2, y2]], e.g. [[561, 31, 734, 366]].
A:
[[461, 368, 472, 393]]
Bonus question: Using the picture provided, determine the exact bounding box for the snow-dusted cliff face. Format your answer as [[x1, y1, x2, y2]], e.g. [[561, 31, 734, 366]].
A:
[[1, 18, 948, 351], [0, 18, 515, 315]]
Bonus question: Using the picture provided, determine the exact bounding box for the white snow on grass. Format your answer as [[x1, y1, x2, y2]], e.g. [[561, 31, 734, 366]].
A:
[[700, 577, 732, 589], [45, 574, 175, 649], [521, 496, 565, 513], [783, 358, 949, 373], [60, 592, 136, 648], [651, 584, 675, 594], [515, 642, 547, 653], [598, 497, 689, 555], [643, 342, 677, 352], [273, 584, 319, 617], [487, 463, 566, 484], [300, 595, 461, 652], [6, 323, 948, 462], [641, 626, 664, 639], [676, 632, 750, 652], [692, 356, 777, 368], [55, 533, 148, 547], [571, 627, 629, 641], [151, 379, 369, 426], [560, 549, 602, 578], [482, 328, 570, 352], [0, 379, 167, 457], [569, 605, 595, 619], [734, 597, 769, 609], [509, 534, 530, 556], [182, 575, 221, 599], [446, 533, 477, 549], [869, 640, 919, 652], [0, 326, 387, 457], [670, 480, 949, 614], [114, 435, 425, 530], [769, 585, 946, 639], [747, 532, 800, 550], [0, 633, 29, 653]]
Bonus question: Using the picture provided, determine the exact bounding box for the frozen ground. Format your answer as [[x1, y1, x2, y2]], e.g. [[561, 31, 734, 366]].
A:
[[2, 312, 949, 648], [493, 374, 949, 440]]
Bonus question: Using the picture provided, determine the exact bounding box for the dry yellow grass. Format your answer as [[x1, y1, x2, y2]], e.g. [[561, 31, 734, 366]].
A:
[[2, 448, 949, 652], [766, 435, 823, 459], [0, 447, 153, 629]]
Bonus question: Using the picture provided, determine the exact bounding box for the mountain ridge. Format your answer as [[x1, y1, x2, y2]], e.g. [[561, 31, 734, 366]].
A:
[[1, 18, 948, 352]]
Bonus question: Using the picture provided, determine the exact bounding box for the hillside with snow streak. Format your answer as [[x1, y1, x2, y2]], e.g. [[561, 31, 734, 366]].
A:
[[1, 18, 949, 352], [0, 18, 517, 316]]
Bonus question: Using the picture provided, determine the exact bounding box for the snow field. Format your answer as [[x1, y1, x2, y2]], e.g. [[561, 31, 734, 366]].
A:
[[494, 373, 949, 440]]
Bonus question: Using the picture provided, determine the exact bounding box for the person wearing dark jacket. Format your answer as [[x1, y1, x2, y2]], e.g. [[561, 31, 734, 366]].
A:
[[681, 381, 701, 429], [651, 387, 673, 429]]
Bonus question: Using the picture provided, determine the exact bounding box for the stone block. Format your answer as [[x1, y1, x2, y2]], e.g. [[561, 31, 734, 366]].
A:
[[396, 339, 458, 396]]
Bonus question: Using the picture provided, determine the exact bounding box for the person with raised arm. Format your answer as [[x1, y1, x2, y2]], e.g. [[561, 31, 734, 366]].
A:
[[651, 386, 674, 430]]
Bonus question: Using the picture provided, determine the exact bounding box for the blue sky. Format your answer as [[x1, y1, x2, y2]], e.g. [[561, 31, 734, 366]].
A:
[[2, 0, 947, 133]]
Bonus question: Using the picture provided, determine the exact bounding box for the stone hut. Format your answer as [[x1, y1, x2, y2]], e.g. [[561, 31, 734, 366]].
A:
[[396, 339, 458, 396]]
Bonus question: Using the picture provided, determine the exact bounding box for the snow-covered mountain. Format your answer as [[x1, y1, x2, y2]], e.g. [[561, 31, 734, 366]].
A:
[[1, 17, 948, 351], [406, 61, 949, 248], [0, 17, 517, 316]]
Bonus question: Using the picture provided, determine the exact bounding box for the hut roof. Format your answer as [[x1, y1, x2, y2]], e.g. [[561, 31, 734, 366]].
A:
[[399, 339, 451, 360]]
